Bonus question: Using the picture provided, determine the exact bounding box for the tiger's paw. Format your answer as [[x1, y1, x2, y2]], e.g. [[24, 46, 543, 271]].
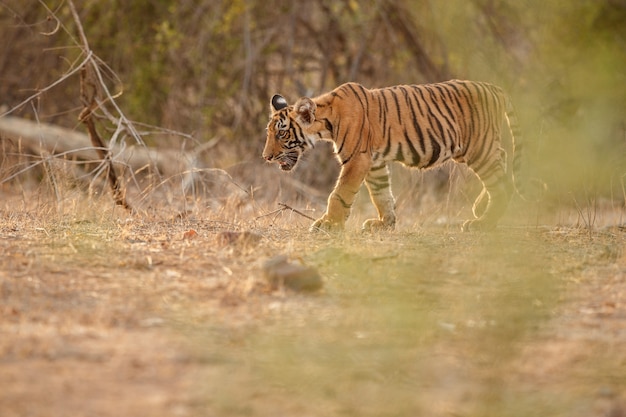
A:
[[309, 217, 345, 233], [361, 218, 395, 233], [461, 218, 497, 232]]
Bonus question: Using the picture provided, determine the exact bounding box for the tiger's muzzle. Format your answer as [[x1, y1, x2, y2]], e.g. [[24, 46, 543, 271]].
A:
[[264, 151, 299, 171]]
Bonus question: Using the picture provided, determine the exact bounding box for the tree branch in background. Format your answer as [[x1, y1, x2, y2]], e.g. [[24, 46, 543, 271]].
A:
[[70, 0, 131, 211], [381, 0, 449, 81], [78, 64, 131, 210]]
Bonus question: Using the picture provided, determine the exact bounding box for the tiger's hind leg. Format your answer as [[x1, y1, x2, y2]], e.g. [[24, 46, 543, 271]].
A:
[[472, 188, 489, 219], [463, 148, 513, 232], [362, 162, 396, 232]]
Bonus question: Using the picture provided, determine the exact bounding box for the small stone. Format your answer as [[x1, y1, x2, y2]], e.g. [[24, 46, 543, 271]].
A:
[[262, 255, 323, 292]]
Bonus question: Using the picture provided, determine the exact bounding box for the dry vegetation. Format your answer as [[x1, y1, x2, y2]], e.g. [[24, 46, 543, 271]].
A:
[[1, 1, 626, 416], [1, 188, 625, 417]]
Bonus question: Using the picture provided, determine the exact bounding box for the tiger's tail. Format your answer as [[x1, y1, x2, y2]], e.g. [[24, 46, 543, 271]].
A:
[[504, 95, 527, 199]]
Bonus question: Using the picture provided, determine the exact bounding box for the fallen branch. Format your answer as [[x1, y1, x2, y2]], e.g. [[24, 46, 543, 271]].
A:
[[0, 116, 194, 179]]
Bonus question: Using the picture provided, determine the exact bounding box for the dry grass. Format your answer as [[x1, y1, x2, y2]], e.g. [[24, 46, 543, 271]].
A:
[[1, 179, 626, 417]]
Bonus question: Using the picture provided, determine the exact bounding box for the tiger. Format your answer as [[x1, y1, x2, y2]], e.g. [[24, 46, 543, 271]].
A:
[[263, 80, 524, 232]]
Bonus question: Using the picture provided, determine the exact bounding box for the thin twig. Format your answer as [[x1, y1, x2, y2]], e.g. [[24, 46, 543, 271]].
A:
[[0, 146, 128, 185], [0, 51, 92, 118], [256, 202, 316, 222], [277, 202, 316, 221]]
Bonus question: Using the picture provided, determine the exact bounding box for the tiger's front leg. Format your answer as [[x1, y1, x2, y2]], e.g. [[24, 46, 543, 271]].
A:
[[362, 162, 396, 232], [310, 156, 371, 232]]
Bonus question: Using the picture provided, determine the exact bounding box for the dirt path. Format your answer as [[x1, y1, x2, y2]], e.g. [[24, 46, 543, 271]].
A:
[[1, 207, 625, 416]]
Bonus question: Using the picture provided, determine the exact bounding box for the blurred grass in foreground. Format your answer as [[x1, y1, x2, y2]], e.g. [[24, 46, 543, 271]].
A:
[[182, 229, 587, 417]]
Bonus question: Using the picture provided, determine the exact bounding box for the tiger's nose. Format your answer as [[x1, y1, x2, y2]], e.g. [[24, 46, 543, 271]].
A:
[[263, 154, 273, 161]]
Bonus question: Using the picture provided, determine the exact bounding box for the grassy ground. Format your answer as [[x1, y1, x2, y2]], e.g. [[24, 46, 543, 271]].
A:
[[1, 188, 625, 417]]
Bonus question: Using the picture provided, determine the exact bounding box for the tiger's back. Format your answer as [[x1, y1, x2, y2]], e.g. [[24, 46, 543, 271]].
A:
[[326, 81, 520, 174], [264, 80, 524, 232]]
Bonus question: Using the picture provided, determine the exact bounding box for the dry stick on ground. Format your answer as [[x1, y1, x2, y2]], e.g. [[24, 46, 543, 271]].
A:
[[70, 0, 131, 211], [256, 202, 317, 223], [277, 202, 316, 221]]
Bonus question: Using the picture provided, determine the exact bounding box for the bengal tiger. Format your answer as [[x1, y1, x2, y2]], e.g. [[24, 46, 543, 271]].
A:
[[263, 80, 524, 232]]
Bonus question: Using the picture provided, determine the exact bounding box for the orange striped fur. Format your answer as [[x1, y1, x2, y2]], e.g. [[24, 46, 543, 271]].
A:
[[264, 80, 523, 231]]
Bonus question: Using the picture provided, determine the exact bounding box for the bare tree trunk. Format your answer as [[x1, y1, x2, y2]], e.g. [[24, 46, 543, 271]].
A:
[[380, 0, 450, 81]]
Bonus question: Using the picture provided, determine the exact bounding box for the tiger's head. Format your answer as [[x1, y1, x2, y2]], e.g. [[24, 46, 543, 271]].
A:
[[263, 94, 317, 172]]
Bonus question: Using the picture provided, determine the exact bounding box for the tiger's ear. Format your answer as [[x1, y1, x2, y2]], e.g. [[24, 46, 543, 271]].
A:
[[270, 94, 288, 113], [294, 97, 316, 127]]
